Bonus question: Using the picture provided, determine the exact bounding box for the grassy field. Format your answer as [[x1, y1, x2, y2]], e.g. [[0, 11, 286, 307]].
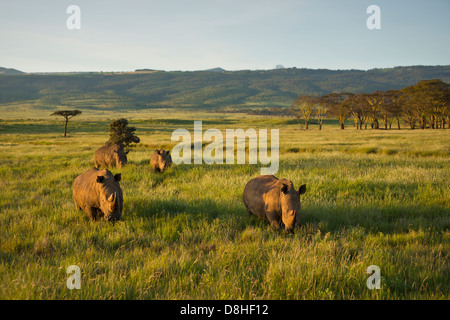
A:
[[0, 112, 449, 299]]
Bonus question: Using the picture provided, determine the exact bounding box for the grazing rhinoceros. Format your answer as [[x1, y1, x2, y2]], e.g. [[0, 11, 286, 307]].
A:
[[94, 144, 127, 169], [243, 175, 306, 233], [151, 149, 172, 172], [73, 168, 123, 221]]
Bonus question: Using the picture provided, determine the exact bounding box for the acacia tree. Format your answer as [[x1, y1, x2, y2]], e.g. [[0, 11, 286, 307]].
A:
[[377, 92, 391, 130], [365, 91, 384, 129], [50, 110, 82, 137], [383, 90, 403, 129], [322, 92, 353, 129], [401, 83, 427, 129], [441, 104, 450, 129], [314, 98, 328, 130], [348, 94, 369, 130], [418, 79, 450, 129], [404, 111, 417, 129], [400, 80, 450, 129], [291, 95, 315, 129]]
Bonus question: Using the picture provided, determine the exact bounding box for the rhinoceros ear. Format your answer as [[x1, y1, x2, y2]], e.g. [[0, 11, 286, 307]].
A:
[[281, 183, 289, 195], [299, 184, 306, 195], [114, 173, 121, 182], [96, 176, 105, 183]]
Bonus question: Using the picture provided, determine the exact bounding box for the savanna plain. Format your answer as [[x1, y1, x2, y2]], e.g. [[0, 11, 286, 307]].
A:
[[0, 110, 449, 299]]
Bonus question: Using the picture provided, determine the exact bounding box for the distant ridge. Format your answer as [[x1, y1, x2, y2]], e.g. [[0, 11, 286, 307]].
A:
[[134, 68, 159, 73], [0, 67, 24, 75], [201, 67, 226, 73], [0, 65, 449, 111]]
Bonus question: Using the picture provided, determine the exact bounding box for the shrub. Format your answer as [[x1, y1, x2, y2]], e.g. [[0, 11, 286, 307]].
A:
[[107, 118, 140, 150]]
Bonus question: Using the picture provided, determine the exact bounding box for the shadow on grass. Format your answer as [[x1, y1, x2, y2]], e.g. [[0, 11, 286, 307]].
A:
[[128, 196, 242, 220], [301, 203, 449, 235], [0, 120, 111, 135], [136, 119, 238, 126]]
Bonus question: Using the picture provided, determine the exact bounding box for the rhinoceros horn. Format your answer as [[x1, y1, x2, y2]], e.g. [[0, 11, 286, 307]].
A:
[[108, 193, 116, 203]]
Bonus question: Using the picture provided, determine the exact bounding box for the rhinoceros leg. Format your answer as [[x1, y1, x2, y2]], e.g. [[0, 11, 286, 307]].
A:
[[266, 211, 281, 230], [85, 206, 100, 220], [74, 198, 82, 211]]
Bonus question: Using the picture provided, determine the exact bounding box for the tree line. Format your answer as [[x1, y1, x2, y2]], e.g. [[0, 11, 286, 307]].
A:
[[290, 79, 450, 130]]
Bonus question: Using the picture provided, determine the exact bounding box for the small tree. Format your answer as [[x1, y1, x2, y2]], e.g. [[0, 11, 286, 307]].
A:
[[314, 97, 328, 130], [383, 90, 403, 130], [50, 110, 82, 137], [365, 91, 384, 129], [351, 94, 370, 130], [291, 95, 315, 129], [107, 118, 140, 150], [322, 92, 353, 129]]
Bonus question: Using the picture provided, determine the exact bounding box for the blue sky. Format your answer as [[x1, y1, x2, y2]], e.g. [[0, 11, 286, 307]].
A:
[[0, 0, 449, 72]]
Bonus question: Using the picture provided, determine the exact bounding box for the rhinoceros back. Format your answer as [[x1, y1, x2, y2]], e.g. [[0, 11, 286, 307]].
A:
[[94, 144, 127, 168], [73, 168, 102, 209], [243, 175, 280, 220]]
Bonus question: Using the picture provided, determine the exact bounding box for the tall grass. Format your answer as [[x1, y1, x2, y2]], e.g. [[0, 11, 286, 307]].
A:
[[0, 116, 449, 299]]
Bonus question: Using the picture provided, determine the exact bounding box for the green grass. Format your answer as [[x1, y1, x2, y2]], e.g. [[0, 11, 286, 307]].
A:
[[0, 114, 449, 299]]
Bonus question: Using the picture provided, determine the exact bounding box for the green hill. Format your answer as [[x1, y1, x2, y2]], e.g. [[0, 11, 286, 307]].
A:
[[0, 65, 449, 113]]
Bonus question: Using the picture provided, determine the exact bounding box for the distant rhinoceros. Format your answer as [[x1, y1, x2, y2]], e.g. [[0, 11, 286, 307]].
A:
[[243, 175, 306, 233], [151, 149, 172, 172], [73, 168, 123, 221], [94, 144, 127, 169]]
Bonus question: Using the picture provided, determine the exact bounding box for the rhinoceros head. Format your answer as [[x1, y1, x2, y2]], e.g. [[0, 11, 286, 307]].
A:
[[156, 149, 172, 171], [280, 181, 306, 234], [112, 145, 127, 168], [96, 171, 123, 221]]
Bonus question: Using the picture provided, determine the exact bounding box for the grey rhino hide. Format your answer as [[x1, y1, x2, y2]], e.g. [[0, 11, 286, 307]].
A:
[[243, 175, 306, 233], [94, 144, 127, 169], [73, 167, 123, 221], [151, 149, 172, 172]]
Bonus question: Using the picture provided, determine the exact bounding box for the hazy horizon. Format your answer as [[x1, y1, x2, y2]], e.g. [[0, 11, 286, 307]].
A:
[[2, 64, 450, 75]]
